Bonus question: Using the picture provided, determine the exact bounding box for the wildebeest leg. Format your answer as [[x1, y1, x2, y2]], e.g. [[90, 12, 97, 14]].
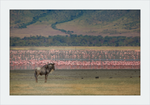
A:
[[34, 71, 38, 83], [35, 75, 38, 83], [45, 75, 48, 83]]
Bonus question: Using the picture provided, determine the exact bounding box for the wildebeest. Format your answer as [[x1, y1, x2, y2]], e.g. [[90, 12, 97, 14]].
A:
[[34, 63, 55, 83]]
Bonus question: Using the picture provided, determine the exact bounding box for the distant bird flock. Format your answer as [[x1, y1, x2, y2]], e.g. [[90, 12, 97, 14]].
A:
[[10, 50, 140, 70]]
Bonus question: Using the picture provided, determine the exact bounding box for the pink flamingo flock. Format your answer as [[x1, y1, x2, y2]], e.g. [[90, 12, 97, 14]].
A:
[[10, 50, 140, 70]]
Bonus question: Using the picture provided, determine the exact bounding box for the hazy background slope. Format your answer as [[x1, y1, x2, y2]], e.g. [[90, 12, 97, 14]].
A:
[[10, 10, 140, 38]]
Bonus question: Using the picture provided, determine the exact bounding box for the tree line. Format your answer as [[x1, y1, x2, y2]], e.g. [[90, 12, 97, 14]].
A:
[[10, 35, 140, 46]]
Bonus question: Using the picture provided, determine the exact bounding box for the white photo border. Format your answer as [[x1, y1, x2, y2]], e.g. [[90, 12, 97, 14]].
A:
[[0, 0, 150, 105]]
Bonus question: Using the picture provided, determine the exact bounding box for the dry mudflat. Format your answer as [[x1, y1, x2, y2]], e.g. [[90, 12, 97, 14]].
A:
[[10, 69, 140, 95], [10, 46, 140, 50]]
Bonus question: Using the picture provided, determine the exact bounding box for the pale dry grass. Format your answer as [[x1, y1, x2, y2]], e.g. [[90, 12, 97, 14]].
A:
[[42, 83, 140, 95], [10, 23, 140, 38], [56, 19, 140, 37], [10, 79, 140, 95], [10, 24, 67, 38], [10, 70, 140, 95]]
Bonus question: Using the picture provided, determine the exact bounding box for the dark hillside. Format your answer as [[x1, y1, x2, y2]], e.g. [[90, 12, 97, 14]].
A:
[[10, 10, 49, 28], [10, 10, 83, 28], [10, 10, 140, 37]]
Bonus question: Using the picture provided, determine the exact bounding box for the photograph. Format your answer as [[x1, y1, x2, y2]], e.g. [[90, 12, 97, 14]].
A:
[[10, 10, 140, 95], [1, 0, 150, 105]]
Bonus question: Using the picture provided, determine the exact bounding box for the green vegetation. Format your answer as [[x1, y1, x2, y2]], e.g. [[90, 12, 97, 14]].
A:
[[10, 35, 140, 46]]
